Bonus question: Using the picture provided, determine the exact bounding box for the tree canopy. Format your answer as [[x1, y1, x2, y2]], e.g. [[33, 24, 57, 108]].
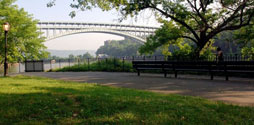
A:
[[79, 52, 93, 59], [0, 0, 48, 63], [96, 39, 142, 57], [48, 0, 254, 58], [234, 24, 254, 59]]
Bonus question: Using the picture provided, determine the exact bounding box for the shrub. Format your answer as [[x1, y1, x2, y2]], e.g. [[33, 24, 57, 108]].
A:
[[54, 58, 134, 72]]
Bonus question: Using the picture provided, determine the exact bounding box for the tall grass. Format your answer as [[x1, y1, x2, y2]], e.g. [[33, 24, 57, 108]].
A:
[[54, 58, 134, 72]]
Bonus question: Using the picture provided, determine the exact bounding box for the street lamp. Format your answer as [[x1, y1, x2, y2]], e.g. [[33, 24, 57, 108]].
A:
[[3, 22, 10, 77]]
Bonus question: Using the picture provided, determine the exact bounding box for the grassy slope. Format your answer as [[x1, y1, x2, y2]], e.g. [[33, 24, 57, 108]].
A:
[[0, 76, 253, 124]]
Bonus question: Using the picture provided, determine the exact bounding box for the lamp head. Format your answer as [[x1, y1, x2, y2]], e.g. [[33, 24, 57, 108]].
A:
[[3, 22, 10, 32]]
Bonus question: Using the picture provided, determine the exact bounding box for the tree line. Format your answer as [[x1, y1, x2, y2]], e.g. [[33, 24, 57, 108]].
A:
[[1, 0, 254, 64], [48, 52, 93, 60]]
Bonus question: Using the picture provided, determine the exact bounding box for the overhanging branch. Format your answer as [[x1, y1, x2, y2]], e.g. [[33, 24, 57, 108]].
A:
[[181, 35, 198, 44], [149, 4, 200, 42]]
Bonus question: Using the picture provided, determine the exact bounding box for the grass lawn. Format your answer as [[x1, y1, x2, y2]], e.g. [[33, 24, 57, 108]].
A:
[[0, 76, 253, 124]]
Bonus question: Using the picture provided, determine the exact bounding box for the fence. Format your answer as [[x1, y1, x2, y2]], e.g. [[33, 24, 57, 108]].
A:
[[0, 63, 26, 76], [42, 56, 166, 72], [167, 54, 254, 62], [0, 54, 253, 76], [25, 60, 44, 72]]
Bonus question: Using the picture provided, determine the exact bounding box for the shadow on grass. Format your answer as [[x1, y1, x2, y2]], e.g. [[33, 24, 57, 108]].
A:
[[0, 84, 254, 124]]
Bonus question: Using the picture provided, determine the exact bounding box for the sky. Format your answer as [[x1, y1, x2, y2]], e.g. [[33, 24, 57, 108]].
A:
[[15, 0, 159, 50]]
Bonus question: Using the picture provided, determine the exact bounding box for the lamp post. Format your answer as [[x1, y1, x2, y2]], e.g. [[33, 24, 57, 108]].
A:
[[3, 22, 10, 77]]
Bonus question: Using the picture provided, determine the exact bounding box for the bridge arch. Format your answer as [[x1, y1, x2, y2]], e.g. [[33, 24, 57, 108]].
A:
[[38, 21, 159, 44], [45, 28, 146, 44]]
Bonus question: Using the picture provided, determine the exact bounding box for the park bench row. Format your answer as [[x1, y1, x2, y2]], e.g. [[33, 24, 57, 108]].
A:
[[132, 61, 254, 80]]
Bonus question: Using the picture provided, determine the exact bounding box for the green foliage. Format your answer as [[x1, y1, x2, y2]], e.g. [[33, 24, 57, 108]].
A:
[[96, 39, 142, 57], [55, 58, 134, 72], [48, 0, 254, 58], [140, 21, 216, 60], [139, 21, 183, 55], [214, 31, 241, 54], [0, 75, 254, 124], [169, 39, 215, 60], [234, 25, 254, 60], [82, 52, 93, 59], [169, 39, 195, 60], [199, 39, 217, 60], [0, 0, 48, 63], [241, 47, 254, 60], [68, 54, 75, 59]]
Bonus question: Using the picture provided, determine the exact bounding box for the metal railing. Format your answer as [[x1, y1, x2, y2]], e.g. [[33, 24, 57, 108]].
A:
[[1, 54, 253, 75]]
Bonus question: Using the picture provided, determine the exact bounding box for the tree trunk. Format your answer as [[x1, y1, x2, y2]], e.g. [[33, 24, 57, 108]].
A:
[[193, 47, 201, 60], [194, 40, 207, 60]]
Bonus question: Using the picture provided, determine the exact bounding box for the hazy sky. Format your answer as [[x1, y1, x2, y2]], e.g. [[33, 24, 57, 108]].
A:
[[15, 0, 159, 50]]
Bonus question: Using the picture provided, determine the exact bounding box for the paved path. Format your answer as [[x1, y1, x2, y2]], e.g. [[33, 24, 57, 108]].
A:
[[20, 72, 254, 106]]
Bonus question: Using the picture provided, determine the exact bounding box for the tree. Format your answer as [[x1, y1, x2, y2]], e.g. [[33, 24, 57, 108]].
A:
[[214, 31, 240, 54], [48, 0, 254, 58], [234, 25, 254, 60], [0, 0, 48, 63], [96, 39, 142, 57], [82, 52, 93, 59], [68, 54, 75, 60]]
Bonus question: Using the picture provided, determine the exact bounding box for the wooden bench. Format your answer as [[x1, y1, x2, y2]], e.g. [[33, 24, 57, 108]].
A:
[[213, 61, 254, 80], [132, 61, 172, 77], [172, 61, 213, 79], [132, 61, 254, 80]]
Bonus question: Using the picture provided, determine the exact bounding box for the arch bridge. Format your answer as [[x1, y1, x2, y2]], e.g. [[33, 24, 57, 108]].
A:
[[38, 21, 159, 44]]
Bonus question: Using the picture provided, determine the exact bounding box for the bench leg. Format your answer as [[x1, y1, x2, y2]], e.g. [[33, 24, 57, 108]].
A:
[[226, 75, 229, 81], [164, 72, 167, 78], [138, 70, 140, 76], [210, 73, 214, 80], [225, 71, 229, 81], [175, 71, 177, 78]]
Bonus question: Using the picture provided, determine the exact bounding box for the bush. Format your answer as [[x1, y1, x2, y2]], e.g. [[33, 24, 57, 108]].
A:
[[54, 58, 134, 72]]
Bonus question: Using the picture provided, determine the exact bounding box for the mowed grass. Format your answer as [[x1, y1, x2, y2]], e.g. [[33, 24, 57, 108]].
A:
[[0, 76, 253, 124]]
